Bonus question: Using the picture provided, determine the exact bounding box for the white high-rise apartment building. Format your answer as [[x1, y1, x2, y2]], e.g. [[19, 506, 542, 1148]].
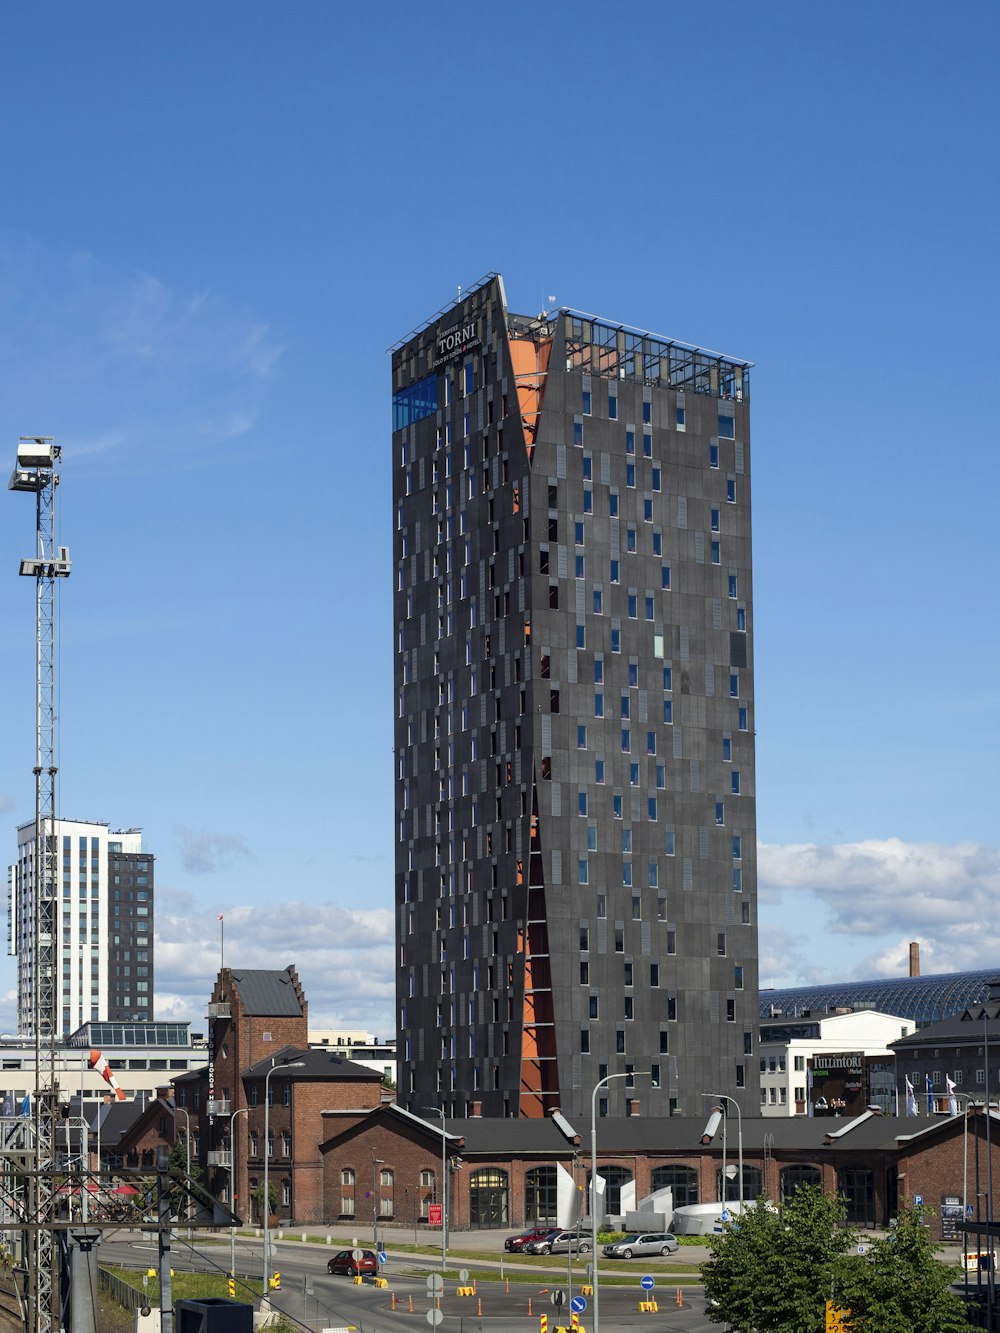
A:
[[8, 819, 152, 1038]]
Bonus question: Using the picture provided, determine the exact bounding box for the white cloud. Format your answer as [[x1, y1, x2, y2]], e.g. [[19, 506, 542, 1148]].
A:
[[153, 892, 395, 1037], [176, 827, 253, 876], [0, 233, 282, 468], [758, 838, 1000, 980]]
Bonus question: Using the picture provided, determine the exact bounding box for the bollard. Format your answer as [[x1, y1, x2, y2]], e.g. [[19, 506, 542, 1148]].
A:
[[228, 1277, 235, 1298], [528, 1297, 533, 1317], [326, 1233, 332, 1246], [302, 1231, 307, 1243], [392, 1293, 397, 1310], [676, 1287, 683, 1308], [505, 1278, 510, 1294], [571, 1313, 580, 1332], [409, 1296, 414, 1313], [540, 1315, 547, 1333], [477, 1298, 482, 1316]]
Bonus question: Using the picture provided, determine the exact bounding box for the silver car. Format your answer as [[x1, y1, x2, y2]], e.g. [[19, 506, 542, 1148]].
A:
[[526, 1228, 592, 1255], [602, 1231, 679, 1258]]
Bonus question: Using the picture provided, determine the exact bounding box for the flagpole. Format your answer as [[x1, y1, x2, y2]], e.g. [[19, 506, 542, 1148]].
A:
[[220, 913, 224, 972]]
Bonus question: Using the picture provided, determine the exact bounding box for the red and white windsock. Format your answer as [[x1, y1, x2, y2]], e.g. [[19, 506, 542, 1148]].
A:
[[89, 1049, 127, 1101]]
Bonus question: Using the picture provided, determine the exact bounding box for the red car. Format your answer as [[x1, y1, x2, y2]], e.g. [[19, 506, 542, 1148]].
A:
[[504, 1227, 553, 1253], [327, 1248, 378, 1276]]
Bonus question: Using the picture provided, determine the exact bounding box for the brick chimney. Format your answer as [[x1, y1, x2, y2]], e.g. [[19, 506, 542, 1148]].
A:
[[909, 942, 920, 977]]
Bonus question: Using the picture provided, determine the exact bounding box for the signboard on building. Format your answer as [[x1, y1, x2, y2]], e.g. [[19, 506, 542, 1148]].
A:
[[808, 1051, 864, 1116], [434, 321, 480, 364], [941, 1195, 963, 1241]]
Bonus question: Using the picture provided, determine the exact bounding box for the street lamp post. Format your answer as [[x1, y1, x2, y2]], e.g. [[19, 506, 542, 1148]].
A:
[[262, 1060, 304, 1299], [371, 1151, 385, 1249], [228, 1106, 248, 1281], [701, 1093, 743, 1211], [424, 1107, 448, 1272], [591, 1072, 642, 1333]]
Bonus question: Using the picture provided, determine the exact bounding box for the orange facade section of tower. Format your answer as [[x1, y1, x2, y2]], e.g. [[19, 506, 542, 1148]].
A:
[[509, 337, 553, 456]]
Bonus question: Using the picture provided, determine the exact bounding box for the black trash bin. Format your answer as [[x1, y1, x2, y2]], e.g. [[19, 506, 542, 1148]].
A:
[[174, 1296, 253, 1333]]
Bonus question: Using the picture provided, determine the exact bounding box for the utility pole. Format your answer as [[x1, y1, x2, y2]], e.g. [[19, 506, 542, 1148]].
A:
[[9, 437, 71, 1333]]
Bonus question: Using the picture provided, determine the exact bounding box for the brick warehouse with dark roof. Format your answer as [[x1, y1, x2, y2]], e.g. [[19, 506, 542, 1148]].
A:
[[161, 965, 1000, 1238], [319, 1104, 1000, 1241]]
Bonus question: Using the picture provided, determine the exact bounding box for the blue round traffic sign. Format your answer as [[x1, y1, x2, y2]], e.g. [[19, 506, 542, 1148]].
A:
[[721, 1208, 730, 1222], [640, 1275, 655, 1290], [570, 1297, 587, 1314], [378, 1251, 387, 1265]]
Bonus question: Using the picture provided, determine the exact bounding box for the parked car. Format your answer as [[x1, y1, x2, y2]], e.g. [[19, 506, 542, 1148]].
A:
[[327, 1248, 378, 1276], [526, 1228, 592, 1255], [602, 1232, 679, 1259], [504, 1226, 554, 1252]]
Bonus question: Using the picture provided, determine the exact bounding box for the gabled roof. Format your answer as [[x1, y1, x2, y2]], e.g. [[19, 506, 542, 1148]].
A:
[[113, 1093, 178, 1154], [242, 1044, 382, 1082], [891, 1002, 1000, 1049], [229, 967, 304, 1017], [90, 1099, 146, 1148], [318, 1101, 464, 1154]]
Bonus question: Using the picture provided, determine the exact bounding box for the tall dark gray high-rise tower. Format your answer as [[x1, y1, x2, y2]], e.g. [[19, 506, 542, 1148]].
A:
[[392, 275, 759, 1120]]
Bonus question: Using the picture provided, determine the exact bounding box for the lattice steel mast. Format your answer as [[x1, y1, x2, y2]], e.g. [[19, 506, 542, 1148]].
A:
[[9, 437, 70, 1333]]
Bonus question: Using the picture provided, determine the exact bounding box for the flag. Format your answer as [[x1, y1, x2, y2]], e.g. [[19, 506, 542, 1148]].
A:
[[947, 1076, 958, 1116], [218, 913, 224, 921], [19, 1095, 30, 1117], [0, 1095, 12, 1118], [905, 1077, 917, 1117], [926, 1072, 934, 1115]]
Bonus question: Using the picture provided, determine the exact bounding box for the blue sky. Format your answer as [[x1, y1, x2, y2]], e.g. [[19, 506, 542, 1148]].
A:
[[0, 3, 997, 1034]]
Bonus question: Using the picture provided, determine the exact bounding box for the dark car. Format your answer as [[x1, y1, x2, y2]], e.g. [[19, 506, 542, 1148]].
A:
[[327, 1248, 378, 1276], [505, 1227, 553, 1252]]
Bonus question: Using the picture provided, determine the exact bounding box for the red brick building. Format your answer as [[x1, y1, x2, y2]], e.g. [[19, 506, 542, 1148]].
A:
[[114, 1087, 186, 1170], [186, 966, 385, 1224], [315, 1105, 1000, 1241], [158, 964, 1000, 1240]]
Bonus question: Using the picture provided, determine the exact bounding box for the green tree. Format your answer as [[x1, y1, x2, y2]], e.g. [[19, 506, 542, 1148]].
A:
[[834, 1206, 966, 1333], [702, 1185, 857, 1332], [166, 1137, 203, 1218], [251, 1179, 278, 1223]]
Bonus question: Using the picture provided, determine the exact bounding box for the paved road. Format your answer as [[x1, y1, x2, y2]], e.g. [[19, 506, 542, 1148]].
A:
[[100, 1233, 721, 1333]]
